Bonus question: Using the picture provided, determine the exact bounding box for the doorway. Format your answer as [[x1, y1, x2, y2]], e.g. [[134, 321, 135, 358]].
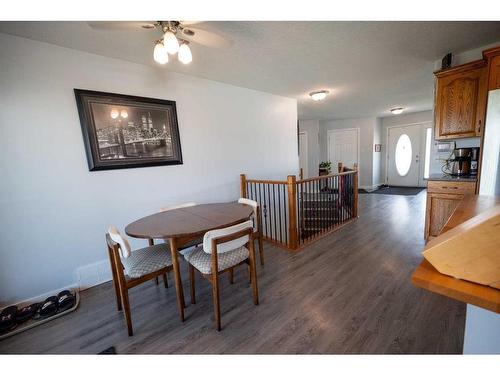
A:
[[298, 131, 308, 178], [387, 123, 432, 187], [327, 128, 359, 171]]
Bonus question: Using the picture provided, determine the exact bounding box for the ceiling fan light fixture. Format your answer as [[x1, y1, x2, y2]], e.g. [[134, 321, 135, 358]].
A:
[[178, 42, 193, 64], [309, 90, 329, 101], [163, 30, 180, 54], [390, 107, 404, 115], [153, 41, 168, 64]]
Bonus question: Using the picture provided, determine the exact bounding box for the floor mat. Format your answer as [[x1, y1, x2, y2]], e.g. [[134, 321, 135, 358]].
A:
[[370, 186, 425, 196]]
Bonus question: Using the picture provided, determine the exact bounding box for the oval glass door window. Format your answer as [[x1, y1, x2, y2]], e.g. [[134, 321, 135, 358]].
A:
[[395, 134, 412, 176]]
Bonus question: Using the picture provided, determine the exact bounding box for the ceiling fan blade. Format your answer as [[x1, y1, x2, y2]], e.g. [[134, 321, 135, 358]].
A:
[[86, 21, 157, 31], [180, 21, 204, 26], [181, 27, 231, 48]]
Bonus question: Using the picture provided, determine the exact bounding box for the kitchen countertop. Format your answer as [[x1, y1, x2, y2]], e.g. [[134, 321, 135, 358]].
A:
[[426, 173, 477, 182], [412, 195, 500, 313]]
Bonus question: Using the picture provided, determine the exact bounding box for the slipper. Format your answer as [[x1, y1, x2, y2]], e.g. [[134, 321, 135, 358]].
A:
[[57, 290, 75, 313], [0, 306, 18, 334], [36, 296, 58, 319], [16, 303, 40, 323]]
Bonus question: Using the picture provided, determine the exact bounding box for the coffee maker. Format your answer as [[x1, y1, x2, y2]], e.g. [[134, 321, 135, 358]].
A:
[[449, 148, 471, 176]]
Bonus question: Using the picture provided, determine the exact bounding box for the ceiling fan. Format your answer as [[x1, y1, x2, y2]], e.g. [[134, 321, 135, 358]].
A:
[[87, 21, 231, 65]]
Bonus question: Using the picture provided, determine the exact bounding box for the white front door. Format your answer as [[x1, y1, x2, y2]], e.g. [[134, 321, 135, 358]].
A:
[[327, 128, 359, 171], [387, 125, 421, 186], [298, 131, 308, 178]]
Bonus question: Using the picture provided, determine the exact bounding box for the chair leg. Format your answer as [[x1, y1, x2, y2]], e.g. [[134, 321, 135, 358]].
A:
[[113, 277, 123, 311], [258, 235, 264, 266], [163, 273, 168, 288], [212, 272, 221, 331], [229, 268, 234, 284], [119, 285, 133, 336], [155, 276, 159, 285], [189, 265, 196, 304], [249, 242, 259, 305], [247, 265, 252, 284]]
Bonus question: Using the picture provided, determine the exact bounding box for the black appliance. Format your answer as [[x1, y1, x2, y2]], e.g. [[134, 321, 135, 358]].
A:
[[470, 147, 480, 176]]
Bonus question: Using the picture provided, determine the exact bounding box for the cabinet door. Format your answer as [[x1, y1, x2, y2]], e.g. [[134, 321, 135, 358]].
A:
[[425, 193, 464, 239], [434, 65, 487, 139], [488, 55, 500, 90]]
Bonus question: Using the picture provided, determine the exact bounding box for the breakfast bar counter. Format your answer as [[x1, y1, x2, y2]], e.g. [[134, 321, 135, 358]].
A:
[[412, 194, 500, 353]]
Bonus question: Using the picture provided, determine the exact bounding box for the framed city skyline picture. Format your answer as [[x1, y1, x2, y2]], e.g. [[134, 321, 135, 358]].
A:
[[74, 89, 183, 171]]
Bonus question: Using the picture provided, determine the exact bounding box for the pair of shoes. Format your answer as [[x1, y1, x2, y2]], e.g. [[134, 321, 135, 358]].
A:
[[0, 306, 18, 334], [34, 290, 76, 320], [0, 302, 41, 335]]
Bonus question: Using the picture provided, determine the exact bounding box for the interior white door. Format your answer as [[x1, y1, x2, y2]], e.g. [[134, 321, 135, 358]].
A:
[[298, 131, 308, 178], [327, 129, 359, 171], [387, 125, 421, 186]]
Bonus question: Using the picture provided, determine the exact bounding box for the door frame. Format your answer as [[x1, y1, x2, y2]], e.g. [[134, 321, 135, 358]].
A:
[[298, 131, 308, 179], [385, 121, 432, 187], [327, 127, 360, 172]]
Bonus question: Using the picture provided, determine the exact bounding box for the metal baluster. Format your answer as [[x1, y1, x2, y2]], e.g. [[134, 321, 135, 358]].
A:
[[316, 179, 319, 237], [258, 183, 264, 236], [283, 184, 288, 245], [266, 183, 271, 240]]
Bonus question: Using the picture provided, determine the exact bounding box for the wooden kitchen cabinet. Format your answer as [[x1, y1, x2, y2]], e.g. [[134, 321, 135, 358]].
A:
[[434, 60, 488, 140], [424, 180, 476, 240]]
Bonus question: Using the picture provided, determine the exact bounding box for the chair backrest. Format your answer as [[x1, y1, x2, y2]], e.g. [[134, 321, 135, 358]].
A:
[[238, 198, 258, 231], [203, 220, 253, 254], [107, 226, 132, 258], [160, 202, 197, 212]]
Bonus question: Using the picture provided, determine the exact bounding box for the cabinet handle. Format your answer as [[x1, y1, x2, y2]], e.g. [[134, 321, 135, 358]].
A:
[[477, 120, 482, 134], [442, 186, 458, 189]]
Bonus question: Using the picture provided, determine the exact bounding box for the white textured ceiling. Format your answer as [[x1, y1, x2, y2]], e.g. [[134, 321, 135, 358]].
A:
[[1, 21, 500, 120]]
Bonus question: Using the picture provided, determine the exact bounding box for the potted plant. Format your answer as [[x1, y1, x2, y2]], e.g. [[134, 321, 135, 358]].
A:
[[319, 161, 332, 176]]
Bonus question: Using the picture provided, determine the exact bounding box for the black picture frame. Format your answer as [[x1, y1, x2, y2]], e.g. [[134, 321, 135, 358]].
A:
[[74, 89, 183, 171]]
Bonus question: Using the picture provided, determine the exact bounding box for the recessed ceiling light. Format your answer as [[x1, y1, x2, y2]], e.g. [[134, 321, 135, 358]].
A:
[[309, 90, 329, 101], [390, 107, 404, 115]]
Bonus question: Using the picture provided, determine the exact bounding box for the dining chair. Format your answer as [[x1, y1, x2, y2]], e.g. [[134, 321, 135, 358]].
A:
[[159, 201, 203, 250], [106, 226, 173, 336], [183, 220, 259, 331], [238, 198, 264, 265]]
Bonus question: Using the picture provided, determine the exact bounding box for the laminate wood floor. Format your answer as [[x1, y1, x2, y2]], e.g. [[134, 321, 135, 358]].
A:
[[0, 192, 465, 354]]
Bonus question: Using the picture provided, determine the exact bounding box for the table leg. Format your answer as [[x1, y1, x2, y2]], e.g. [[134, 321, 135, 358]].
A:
[[169, 237, 185, 322]]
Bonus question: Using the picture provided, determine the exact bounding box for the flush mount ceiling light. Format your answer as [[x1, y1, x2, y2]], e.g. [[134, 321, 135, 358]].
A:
[[390, 107, 404, 115], [309, 90, 329, 101]]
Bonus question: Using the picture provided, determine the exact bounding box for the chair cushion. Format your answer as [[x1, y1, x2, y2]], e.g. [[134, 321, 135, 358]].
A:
[[183, 245, 249, 274], [121, 243, 173, 279]]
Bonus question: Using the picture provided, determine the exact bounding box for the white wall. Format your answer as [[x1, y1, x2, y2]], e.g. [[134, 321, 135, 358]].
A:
[[298, 120, 319, 178], [0, 33, 298, 303], [372, 118, 382, 186], [319, 117, 377, 189]]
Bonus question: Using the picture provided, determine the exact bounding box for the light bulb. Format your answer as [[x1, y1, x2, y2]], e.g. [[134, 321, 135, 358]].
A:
[[110, 108, 119, 119], [153, 42, 168, 64], [178, 43, 193, 64], [120, 110, 128, 119], [163, 31, 179, 54]]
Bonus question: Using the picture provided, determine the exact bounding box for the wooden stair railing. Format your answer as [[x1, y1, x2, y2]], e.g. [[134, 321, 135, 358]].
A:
[[240, 163, 358, 251]]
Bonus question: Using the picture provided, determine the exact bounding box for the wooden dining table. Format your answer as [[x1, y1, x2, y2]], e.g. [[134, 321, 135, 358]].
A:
[[125, 202, 253, 322]]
